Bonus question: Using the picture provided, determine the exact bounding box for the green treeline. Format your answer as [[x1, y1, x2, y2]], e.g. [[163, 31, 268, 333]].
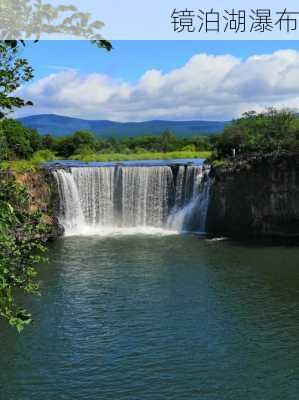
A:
[[1, 108, 299, 167], [0, 119, 212, 161]]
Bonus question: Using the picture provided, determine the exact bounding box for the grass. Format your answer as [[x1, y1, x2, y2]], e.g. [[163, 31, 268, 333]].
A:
[[0, 160, 39, 172], [72, 151, 212, 162], [0, 150, 56, 172], [211, 159, 233, 169], [0, 151, 212, 171]]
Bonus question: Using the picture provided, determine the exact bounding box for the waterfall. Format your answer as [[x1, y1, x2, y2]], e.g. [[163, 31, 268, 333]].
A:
[[167, 166, 210, 232], [53, 165, 211, 236], [53, 169, 85, 234]]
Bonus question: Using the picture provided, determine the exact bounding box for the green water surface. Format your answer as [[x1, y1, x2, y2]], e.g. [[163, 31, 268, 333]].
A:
[[1, 234, 299, 399]]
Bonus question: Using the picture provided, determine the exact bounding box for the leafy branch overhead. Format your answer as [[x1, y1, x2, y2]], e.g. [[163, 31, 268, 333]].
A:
[[0, 41, 34, 119], [0, 0, 112, 50], [0, 1, 112, 119]]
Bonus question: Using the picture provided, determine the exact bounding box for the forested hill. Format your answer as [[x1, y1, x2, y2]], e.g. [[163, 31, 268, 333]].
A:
[[18, 114, 227, 137]]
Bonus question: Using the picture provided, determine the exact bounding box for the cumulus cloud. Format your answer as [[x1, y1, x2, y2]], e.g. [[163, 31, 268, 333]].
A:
[[17, 50, 299, 121]]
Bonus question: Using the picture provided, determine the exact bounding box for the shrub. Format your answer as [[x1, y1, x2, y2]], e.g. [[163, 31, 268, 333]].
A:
[[0, 172, 47, 331], [31, 150, 56, 164], [182, 144, 196, 152]]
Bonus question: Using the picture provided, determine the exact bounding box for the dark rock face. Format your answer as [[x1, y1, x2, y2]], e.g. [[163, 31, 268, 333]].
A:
[[206, 153, 299, 241]]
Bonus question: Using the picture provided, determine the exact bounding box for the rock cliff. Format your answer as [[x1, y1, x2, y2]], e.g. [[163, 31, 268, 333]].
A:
[[206, 153, 299, 242], [14, 169, 63, 240]]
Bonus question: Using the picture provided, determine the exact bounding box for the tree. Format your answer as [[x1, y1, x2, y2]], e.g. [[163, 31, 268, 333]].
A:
[[1, 119, 33, 159], [41, 134, 57, 151], [0, 119, 44, 160], [54, 137, 75, 158], [160, 129, 177, 152], [74, 144, 94, 157], [213, 108, 298, 159], [25, 127, 41, 152], [0, 41, 34, 119], [242, 110, 258, 120], [265, 107, 295, 151], [72, 130, 97, 151], [0, 124, 9, 160]]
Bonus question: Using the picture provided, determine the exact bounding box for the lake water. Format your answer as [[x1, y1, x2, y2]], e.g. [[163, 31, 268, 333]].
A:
[[44, 158, 204, 169], [1, 234, 299, 399]]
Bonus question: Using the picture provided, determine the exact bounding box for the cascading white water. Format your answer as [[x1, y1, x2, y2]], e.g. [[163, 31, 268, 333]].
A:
[[167, 165, 210, 232], [53, 169, 85, 234], [119, 167, 173, 227], [71, 167, 115, 227], [53, 165, 211, 236]]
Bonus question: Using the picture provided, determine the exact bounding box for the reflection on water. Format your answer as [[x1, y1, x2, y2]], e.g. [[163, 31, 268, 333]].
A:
[[1, 235, 299, 400]]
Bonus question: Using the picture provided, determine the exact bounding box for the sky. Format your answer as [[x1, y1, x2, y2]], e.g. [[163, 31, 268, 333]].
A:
[[15, 40, 299, 121]]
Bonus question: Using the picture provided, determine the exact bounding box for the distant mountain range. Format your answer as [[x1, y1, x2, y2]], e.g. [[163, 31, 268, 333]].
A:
[[17, 114, 228, 138]]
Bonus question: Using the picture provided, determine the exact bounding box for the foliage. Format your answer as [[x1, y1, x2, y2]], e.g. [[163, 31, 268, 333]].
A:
[[51, 129, 212, 158], [213, 108, 299, 159], [53, 136, 76, 159], [0, 119, 216, 164], [0, 150, 56, 171], [0, 160, 37, 172], [160, 129, 177, 152], [0, 118, 41, 159], [30, 149, 56, 164], [72, 130, 97, 148], [0, 0, 112, 50], [0, 41, 33, 119], [0, 171, 47, 331], [5, 107, 299, 166], [211, 159, 233, 169]]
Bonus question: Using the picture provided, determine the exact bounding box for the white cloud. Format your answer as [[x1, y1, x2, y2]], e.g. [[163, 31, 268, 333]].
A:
[[17, 50, 299, 121]]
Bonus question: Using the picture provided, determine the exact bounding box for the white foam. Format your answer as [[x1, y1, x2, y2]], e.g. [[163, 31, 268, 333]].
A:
[[206, 237, 228, 242], [63, 225, 179, 238]]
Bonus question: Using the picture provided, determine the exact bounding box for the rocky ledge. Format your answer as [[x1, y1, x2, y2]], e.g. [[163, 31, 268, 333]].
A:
[[206, 152, 299, 242]]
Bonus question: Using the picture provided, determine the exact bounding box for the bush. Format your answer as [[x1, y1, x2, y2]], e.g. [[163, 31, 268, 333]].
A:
[[0, 172, 47, 331], [214, 108, 299, 159], [212, 159, 233, 169], [31, 150, 56, 164], [182, 144, 196, 152], [74, 144, 94, 156]]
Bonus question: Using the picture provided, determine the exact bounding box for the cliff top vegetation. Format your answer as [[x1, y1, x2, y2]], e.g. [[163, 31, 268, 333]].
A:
[[211, 108, 299, 161]]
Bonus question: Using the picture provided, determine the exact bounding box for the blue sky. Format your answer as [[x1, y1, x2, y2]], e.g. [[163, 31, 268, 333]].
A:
[[17, 40, 299, 121], [23, 40, 299, 82]]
